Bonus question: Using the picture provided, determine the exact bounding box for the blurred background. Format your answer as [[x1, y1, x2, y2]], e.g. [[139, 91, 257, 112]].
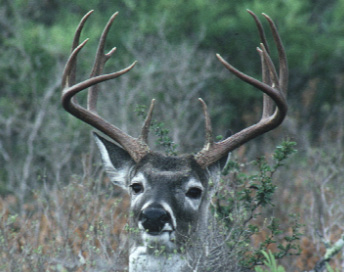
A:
[[0, 0, 343, 271]]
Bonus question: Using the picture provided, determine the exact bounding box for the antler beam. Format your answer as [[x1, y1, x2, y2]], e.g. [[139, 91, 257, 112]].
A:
[[61, 11, 154, 163], [194, 10, 288, 168]]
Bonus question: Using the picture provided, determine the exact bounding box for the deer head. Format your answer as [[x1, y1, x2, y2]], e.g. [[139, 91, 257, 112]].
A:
[[61, 10, 287, 271]]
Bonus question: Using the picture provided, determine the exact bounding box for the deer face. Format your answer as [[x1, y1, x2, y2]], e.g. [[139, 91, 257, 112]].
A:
[[94, 133, 221, 252]]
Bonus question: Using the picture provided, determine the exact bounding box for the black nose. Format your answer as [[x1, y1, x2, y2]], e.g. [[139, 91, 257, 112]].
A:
[[139, 205, 172, 235]]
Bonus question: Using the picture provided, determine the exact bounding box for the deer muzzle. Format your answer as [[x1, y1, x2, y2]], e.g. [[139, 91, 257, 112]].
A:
[[139, 205, 174, 236]]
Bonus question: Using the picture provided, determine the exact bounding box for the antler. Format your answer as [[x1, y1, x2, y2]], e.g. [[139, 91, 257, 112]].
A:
[[194, 10, 288, 168], [61, 10, 154, 163]]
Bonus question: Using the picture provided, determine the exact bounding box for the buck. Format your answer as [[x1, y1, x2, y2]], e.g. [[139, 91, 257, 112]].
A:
[[61, 10, 287, 272]]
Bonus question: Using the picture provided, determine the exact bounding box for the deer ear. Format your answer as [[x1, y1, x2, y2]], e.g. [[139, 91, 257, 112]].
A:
[[206, 152, 231, 197], [215, 129, 233, 170], [206, 130, 232, 196], [93, 132, 135, 190]]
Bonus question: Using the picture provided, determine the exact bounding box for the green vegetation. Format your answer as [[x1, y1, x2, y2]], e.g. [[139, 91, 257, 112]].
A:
[[255, 251, 286, 272], [215, 140, 301, 269]]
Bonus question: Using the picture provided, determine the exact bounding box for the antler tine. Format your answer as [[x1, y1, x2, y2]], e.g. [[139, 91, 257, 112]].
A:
[[260, 13, 288, 117], [195, 11, 288, 168], [61, 11, 150, 163], [247, 9, 270, 55], [61, 11, 94, 89], [259, 44, 274, 118], [66, 10, 94, 88], [215, 52, 284, 107], [262, 13, 288, 94], [259, 43, 279, 89], [88, 12, 119, 113], [248, 11, 288, 120], [248, 10, 274, 118], [199, 98, 214, 147], [61, 38, 89, 90], [140, 99, 156, 144]]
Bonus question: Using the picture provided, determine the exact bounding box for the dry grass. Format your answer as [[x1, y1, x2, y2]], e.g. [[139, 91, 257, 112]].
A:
[[0, 177, 130, 272]]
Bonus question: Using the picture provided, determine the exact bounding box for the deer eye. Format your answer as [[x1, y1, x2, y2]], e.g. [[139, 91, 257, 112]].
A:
[[186, 187, 202, 199], [130, 183, 144, 194]]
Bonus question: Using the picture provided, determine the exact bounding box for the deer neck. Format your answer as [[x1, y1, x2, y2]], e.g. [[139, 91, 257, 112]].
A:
[[129, 245, 186, 272]]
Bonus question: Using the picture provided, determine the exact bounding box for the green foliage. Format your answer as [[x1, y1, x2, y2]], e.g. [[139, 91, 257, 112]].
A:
[[150, 120, 178, 156], [135, 104, 178, 156], [254, 250, 286, 272], [215, 140, 301, 268], [272, 141, 298, 170], [326, 263, 341, 272]]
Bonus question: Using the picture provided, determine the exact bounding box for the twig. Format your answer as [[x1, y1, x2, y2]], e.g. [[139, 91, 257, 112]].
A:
[[306, 232, 344, 272]]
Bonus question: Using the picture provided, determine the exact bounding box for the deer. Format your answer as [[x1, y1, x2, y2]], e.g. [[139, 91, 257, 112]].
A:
[[61, 9, 287, 272]]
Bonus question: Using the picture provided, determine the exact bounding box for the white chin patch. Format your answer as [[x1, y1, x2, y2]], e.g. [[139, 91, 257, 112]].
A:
[[141, 225, 176, 252], [142, 231, 175, 243], [139, 222, 176, 249], [142, 231, 176, 252]]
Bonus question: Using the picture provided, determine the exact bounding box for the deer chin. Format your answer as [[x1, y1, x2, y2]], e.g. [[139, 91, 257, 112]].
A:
[[143, 230, 175, 241], [144, 230, 174, 236], [139, 223, 176, 249], [142, 231, 177, 254]]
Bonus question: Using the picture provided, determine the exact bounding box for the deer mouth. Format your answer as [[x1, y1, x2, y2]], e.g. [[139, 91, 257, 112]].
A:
[[143, 230, 176, 246], [141, 224, 175, 236], [145, 230, 174, 236], [139, 222, 176, 242]]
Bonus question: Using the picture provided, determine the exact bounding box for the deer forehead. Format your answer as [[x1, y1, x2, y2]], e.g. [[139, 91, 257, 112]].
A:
[[131, 170, 204, 190], [130, 153, 208, 187]]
